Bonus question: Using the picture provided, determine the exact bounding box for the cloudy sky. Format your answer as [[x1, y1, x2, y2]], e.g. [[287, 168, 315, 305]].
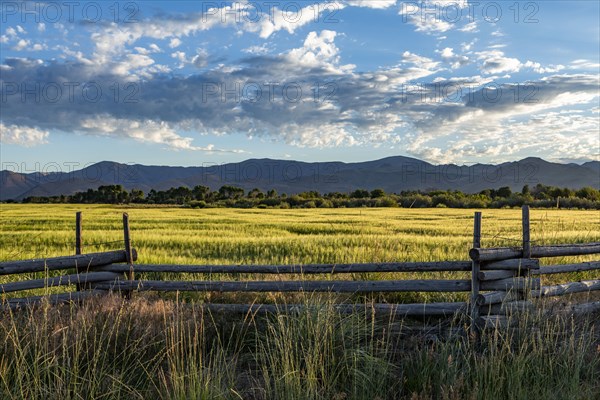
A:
[[1, 0, 599, 169]]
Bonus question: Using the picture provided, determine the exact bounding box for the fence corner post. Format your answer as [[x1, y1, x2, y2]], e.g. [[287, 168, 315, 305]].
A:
[[123, 212, 134, 299], [75, 211, 83, 291], [470, 211, 482, 334], [522, 205, 531, 259]]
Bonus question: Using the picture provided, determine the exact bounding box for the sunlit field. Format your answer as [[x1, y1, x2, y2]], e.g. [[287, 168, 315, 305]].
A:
[[2, 204, 599, 264], [1, 205, 598, 295]]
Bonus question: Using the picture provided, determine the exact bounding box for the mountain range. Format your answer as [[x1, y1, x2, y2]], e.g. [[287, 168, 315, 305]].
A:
[[1, 156, 599, 201]]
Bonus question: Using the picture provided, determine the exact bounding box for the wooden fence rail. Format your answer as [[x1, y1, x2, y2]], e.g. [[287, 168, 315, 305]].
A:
[[98, 261, 472, 274], [1, 207, 598, 331]]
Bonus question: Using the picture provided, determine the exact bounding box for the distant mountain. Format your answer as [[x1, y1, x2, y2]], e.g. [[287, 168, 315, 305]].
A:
[[1, 156, 599, 200]]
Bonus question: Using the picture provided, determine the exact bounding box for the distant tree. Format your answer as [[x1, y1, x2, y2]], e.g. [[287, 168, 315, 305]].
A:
[[218, 185, 244, 200], [370, 189, 386, 198], [351, 189, 370, 199], [248, 188, 265, 199], [496, 186, 512, 198], [130, 189, 144, 203], [192, 185, 210, 201]]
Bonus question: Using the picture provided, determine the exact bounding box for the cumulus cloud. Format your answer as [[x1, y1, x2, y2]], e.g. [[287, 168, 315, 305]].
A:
[[438, 47, 469, 69], [169, 38, 182, 48], [476, 50, 522, 75], [77, 116, 242, 152], [0, 123, 49, 147]]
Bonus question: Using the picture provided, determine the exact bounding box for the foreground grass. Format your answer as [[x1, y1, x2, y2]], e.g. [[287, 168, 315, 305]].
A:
[[0, 295, 598, 400]]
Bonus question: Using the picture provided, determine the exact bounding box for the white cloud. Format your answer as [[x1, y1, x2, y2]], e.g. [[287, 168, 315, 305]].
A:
[[399, 0, 470, 34], [37, 23, 46, 32], [287, 30, 355, 74], [78, 116, 244, 152], [171, 51, 188, 68], [344, 0, 396, 8], [242, 44, 272, 55], [149, 43, 162, 53], [169, 37, 182, 48], [402, 51, 440, 70], [5, 27, 17, 37], [192, 49, 209, 68], [0, 123, 49, 147], [459, 21, 478, 32], [523, 61, 565, 74], [476, 50, 521, 75], [12, 39, 31, 51], [31, 43, 47, 51], [569, 59, 600, 70], [438, 47, 469, 69]]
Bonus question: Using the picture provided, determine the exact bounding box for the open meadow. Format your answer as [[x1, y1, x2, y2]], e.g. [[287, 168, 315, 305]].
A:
[[0, 205, 599, 399]]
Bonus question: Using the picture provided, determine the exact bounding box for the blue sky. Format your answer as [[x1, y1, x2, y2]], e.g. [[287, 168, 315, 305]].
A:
[[1, 0, 599, 171]]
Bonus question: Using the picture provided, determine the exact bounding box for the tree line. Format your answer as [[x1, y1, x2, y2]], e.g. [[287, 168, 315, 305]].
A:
[[15, 183, 600, 209]]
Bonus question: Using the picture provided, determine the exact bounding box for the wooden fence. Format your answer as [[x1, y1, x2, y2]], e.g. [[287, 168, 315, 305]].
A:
[[1, 207, 599, 329]]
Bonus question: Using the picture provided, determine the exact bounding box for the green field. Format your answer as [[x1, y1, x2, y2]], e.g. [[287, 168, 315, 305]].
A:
[[1, 205, 599, 399]]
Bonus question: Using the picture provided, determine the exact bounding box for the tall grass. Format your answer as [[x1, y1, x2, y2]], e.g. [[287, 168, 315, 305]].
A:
[[1, 295, 598, 399]]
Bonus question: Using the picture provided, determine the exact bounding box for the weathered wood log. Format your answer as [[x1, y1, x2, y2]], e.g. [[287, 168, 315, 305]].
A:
[[0, 250, 137, 275], [476, 291, 520, 306], [470, 211, 482, 326], [482, 300, 534, 315], [122, 213, 134, 299], [471, 243, 600, 262], [3, 290, 104, 310], [532, 243, 600, 258], [95, 279, 472, 293], [199, 302, 467, 316], [75, 211, 83, 291], [0, 272, 120, 293], [481, 259, 539, 271], [537, 279, 600, 297], [478, 270, 515, 281], [569, 301, 600, 315], [470, 247, 522, 262], [478, 315, 511, 329], [533, 261, 600, 275], [522, 206, 531, 258], [97, 260, 472, 274], [480, 277, 541, 291]]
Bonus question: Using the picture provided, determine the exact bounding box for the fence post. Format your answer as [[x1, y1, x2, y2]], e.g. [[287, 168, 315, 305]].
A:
[[522, 206, 531, 259], [470, 211, 482, 331], [75, 211, 83, 291], [123, 213, 134, 299], [521, 205, 539, 302]]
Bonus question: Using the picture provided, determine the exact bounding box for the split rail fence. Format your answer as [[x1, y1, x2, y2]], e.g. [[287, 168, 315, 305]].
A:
[[1, 207, 599, 329]]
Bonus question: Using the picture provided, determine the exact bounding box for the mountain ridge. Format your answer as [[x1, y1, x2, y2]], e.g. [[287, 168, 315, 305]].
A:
[[1, 156, 599, 201]]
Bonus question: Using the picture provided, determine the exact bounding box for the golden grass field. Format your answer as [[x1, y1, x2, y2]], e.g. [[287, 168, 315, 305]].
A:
[[1, 205, 598, 300], [2, 205, 599, 264]]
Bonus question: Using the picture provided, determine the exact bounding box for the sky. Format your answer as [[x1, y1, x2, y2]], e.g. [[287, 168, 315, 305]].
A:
[[0, 0, 599, 172]]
